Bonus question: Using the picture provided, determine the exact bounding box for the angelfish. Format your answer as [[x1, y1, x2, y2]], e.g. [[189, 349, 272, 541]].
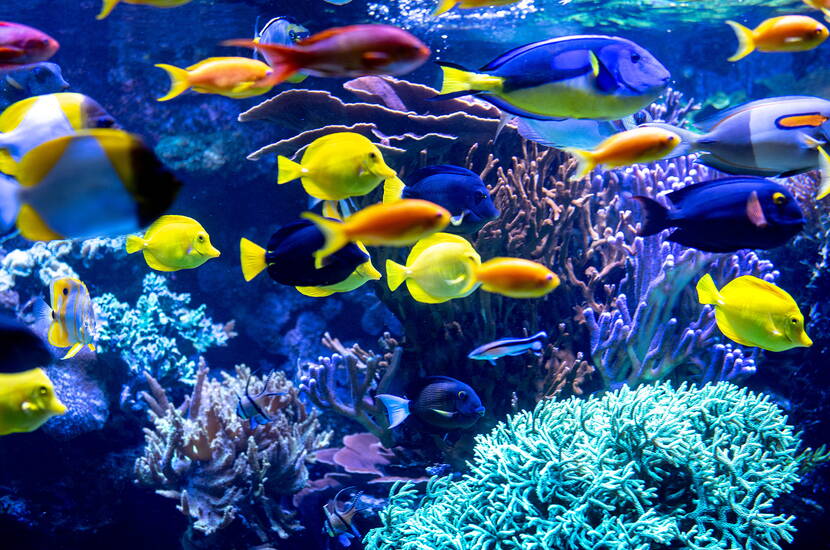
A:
[[323, 487, 366, 547], [235, 374, 285, 429], [467, 331, 547, 365]]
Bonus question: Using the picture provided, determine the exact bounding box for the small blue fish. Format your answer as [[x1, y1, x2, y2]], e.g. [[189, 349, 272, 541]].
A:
[[377, 376, 485, 431], [467, 331, 547, 365], [401, 165, 499, 233], [323, 487, 365, 547], [235, 375, 285, 430], [253, 17, 310, 83]]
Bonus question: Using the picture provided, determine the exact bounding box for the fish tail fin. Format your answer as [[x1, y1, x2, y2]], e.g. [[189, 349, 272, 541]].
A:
[[696, 274, 724, 306], [239, 238, 267, 282], [564, 148, 596, 180], [125, 235, 145, 254], [62, 343, 83, 360], [96, 0, 121, 19], [433, 0, 457, 15], [376, 394, 411, 429], [726, 21, 755, 62], [0, 174, 20, 233], [385, 260, 409, 291], [382, 176, 405, 203], [816, 145, 830, 200], [277, 156, 306, 184], [301, 212, 349, 269], [633, 196, 671, 236], [154, 64, 191, 102], [436, 62, 503, 97]]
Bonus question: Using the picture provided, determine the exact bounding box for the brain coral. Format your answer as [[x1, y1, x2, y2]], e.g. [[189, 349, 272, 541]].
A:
[[365, 382, 816, 550]]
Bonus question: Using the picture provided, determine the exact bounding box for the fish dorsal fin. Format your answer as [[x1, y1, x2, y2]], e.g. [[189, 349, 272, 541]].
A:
[[296, 27, 348, 46], [17, 133, 74, 187], [408, 232, 473, 264], [478, 34, 612, 72], [406, 164, 476, 186], [0, 96, 38, 134], [695, 96, 824, 132], [185, 57, 239, 71], [144, 215, 197, 240], [723, 276, 792, 304], [665, 177, 761, 205]]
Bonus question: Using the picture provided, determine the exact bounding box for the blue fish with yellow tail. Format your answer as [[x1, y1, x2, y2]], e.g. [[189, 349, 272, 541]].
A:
[[646, 96, 830, 186], [435, 35, 669, 121], [35, 278, 96, 360], [634, 177, 804, 253], [401, 165, 499, 234], [467, 331, 547, 365], [235, 374, 285, 429]]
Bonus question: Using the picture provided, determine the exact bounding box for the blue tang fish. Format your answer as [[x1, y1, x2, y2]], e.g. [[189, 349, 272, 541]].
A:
[[0, 314, 52, 373], [235, 374, 285, 429], [401, 165, 499, 233], [240, 218, 369, 286], [35, 277, 96, 360], [377, 376, 485, 431], [323, 487, 366, 548], [634, 177, 804, 253], [468, 331, 547, 365], [435, 35, 670, 121], [648, 96, 830, 181], [253, 17, 310, 83]]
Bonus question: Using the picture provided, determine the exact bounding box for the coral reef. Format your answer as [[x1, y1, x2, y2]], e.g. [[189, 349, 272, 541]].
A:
[[95, 273, 234, 385], [365, 382, 820, 550], [135, 361, 331, 548]]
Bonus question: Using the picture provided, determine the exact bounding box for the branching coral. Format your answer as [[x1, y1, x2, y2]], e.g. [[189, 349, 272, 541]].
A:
[[95, 273, 234, 384], [364, 382, 817, 550], [135, 361, 331, 547]]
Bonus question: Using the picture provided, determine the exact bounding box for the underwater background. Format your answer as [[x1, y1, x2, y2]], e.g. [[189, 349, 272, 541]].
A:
[[1, 0, 830, 549]]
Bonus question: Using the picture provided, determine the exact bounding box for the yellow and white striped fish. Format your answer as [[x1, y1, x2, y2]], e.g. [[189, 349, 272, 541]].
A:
[[36, 277, 97, 360]]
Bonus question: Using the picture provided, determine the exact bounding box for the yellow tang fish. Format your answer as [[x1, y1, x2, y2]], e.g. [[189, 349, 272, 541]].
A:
[[565, 126, 680, 180], [97, 0, 192, 20], [0, 129, 181, 242], [36, 277, 97, 360], [125, 215, 220, 272], [696, 274, 812, 352], [277, 132, 405, 204], [0, 368, 67, 436], [433, 0, 520, 16], [302, 199, 451, 268], [0, 92, 117, 177], [475, 257, 559, 299], [386, 233, 481, 303], [296, 243, 382, 298], [154, 57, 276, 101], [726, 16, 828, 62]]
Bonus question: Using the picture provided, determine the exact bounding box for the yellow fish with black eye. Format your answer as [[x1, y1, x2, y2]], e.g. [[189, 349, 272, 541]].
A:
[[125, 215, 220, 272], [696, 274, 812, 352], [277, 132, 404, 205], [385, 232, 481, 303], [0, 368, 67, 435], [296, 242, 382, 297], [36, 277, 97, 360]]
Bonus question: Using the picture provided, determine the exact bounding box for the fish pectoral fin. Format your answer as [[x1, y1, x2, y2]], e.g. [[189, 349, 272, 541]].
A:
[[0, 47, 25, 57], [361, 51, 391, 69], [430, 408, 456, 418], [445, 274, 467, 286], [5, 75, 23, 90], [745, 191, 768, 228], [784, 36, 805, 43], [230, 81, 257, 94], [20, 401, 33, 412]]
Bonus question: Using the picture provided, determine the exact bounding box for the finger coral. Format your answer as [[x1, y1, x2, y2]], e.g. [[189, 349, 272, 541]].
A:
[[135, 361, 331, 548], [365, 382, 819, 550]]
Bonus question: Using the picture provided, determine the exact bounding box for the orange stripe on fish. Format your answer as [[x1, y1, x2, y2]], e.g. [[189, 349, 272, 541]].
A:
[[775, 112, 829, 129]]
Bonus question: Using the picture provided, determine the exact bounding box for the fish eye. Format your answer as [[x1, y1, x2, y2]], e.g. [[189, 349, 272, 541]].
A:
[[457, 391, 467, 400], [197, 234, 206, 243], [38, 386, 48, 396], [369, 152, 378, 160], [791, 317, 799, 325], [474, 191, 486, 203], [772, 192, 787, 205], [62, 287, 69, 295], [631, 52, 641, 63]]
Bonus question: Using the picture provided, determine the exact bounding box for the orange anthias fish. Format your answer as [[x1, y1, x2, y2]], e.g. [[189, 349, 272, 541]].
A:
[[433, 0, 520, 16], [97, 0, 193, 20], [565, 127, 680, 180], [0, 22, 59, 73], [475, 257, 560, 299], [726, 16, 828, 62], [154, 57, 276, 101], [222, 24, 430, 86], [302, 199, 450, 268]]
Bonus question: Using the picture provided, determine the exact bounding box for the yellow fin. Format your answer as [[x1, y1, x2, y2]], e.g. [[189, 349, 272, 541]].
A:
[[695, 274, 723, 306], [155, 64, 191, 102], [386, 259, 409, 291], [726, 20, 755, 62], [322, 201, 342, 220], [17, 133, 73, 188], [817, 145, 830, 200], [433, 0, 457, 15], [438, 65, 503, 96], [406, 279, 447, 304], [142, 250, 177, 272], [295, 285, 336, 297], [277, 156, 305, 184], [589, 51, 600, 77], [0, 150, 16, 178], [382, 176, 405, 203], [144, 215, 196, 240], [48, 319, 70, 348], [714, 308, 757, 348], [17, 205, 63, 241], [301, 212, 350, 269], [97, 0, 121, 19], [722, 275, 793, 304], [62, 343, 84, 360], [0, 96, 37, 134], [564, 148, 596, 180], [125, 235, 145, 254], [240, 238, 267, 282]]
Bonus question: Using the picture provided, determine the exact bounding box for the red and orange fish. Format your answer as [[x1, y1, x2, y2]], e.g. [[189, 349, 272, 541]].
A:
[[0, 22, 59, 72]]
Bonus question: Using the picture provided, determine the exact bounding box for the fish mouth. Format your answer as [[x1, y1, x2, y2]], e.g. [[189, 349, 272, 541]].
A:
[[800, 333, 813, 347], [208, 247, 221, 258], [475, 406, 485, 416]]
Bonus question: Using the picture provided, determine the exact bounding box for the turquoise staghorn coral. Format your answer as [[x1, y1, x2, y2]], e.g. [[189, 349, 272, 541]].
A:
[[94, 273, 232, 384], [364, 382, 816, 550]]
